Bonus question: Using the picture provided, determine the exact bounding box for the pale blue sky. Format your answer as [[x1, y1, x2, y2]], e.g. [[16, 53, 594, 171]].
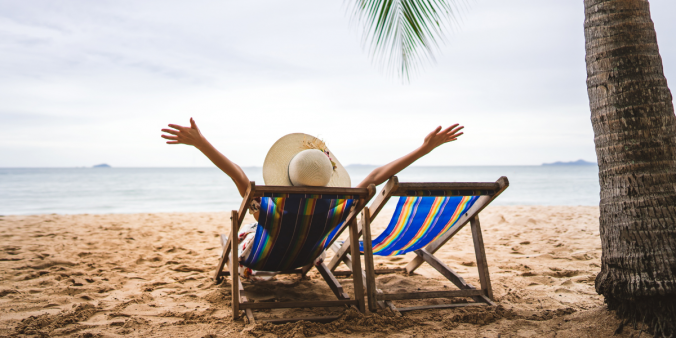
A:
[[1, 0, 675, 167]]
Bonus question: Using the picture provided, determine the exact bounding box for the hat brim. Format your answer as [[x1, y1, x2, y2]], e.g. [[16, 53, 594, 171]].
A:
[[262, 133, 351, 187]]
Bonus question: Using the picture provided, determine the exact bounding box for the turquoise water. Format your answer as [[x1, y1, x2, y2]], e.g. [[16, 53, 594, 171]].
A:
[[0, 166, 599, 215]]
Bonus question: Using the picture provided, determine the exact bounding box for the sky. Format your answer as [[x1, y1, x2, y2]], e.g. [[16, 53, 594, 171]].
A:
[[1, 0, 675, 167]]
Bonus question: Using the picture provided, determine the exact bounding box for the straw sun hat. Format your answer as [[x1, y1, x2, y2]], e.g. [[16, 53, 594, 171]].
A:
[[262, 133, 351, 187]]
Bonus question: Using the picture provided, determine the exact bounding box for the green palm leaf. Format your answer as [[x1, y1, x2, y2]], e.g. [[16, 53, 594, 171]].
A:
[[350, 0, 464, 81]]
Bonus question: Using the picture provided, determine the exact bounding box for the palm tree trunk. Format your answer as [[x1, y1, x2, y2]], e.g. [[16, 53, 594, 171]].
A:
[[584, 0, 676, 334]]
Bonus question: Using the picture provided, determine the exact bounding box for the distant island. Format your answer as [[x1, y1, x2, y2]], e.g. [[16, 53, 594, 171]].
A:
[[93, 164, 111, 168], [542, 159, 596, 166]]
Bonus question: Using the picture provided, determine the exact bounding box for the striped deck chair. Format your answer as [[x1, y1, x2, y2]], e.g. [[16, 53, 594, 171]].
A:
[[213, 182, 375, 324], [327, 176, 508, 313]]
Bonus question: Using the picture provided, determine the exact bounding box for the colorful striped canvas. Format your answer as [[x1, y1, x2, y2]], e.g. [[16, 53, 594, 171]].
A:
[[361, 195, 478, 256], [242, 196, 355, 271]]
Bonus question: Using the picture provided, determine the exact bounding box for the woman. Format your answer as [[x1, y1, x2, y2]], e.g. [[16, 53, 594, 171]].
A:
[[161, 118, 463, 279]]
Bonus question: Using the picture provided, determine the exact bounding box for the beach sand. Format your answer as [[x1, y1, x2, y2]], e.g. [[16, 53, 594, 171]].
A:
[[0, 206, 642, 337]]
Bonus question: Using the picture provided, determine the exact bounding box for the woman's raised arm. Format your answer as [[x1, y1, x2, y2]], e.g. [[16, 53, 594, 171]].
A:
[[356, 124, 464, 188], [161, 118, 250, 197]]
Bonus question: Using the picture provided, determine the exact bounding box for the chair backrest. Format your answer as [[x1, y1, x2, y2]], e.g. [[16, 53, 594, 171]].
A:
[[358, 176, 508, 256], [241, 192, 365, 272], [367, 195, 479, 256]]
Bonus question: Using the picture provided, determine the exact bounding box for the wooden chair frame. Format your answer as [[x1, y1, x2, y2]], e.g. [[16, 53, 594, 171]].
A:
[[213, 182, 375, 324], [328, 176, 509, 313]]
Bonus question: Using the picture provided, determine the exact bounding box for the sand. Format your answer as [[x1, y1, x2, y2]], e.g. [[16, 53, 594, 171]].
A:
[[0, 206, 644, 337]]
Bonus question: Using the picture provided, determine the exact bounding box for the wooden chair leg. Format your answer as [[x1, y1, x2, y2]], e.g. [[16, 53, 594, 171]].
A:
[[316, 262, 350, 300], [348, 217, 366, 313], [414, 248, 492, 305], [231, 210, 240, 320], [238, 279, 255, 324], [470, 216, 494, 301], [361, 208, 377, 312], [214, 234, 231, 282]]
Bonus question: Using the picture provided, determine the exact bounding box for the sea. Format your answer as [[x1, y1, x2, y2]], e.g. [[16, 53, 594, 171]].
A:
[[0, 166, 599, 215]]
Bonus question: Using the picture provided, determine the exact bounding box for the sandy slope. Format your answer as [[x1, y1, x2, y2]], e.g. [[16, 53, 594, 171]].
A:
[[0, 206, 643, 337]]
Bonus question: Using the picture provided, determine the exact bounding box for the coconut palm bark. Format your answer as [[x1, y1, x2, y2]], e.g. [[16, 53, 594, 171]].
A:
[[584, 0, 676, 333]]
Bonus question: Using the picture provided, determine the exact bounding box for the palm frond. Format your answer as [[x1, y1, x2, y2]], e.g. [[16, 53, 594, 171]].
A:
[[349, 0, 465, 81]]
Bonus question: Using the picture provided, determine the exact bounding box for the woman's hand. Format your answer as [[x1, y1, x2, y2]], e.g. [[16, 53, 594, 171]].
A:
[[421, 124, 464, 153], [161, 118, 206, 149], [161, 117, 250, 198], [357, 124, 464, 188]]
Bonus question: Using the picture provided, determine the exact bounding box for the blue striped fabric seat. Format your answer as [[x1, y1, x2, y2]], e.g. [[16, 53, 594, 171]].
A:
[[242, 195, 356, 272], [359, 195, 479, 256]]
